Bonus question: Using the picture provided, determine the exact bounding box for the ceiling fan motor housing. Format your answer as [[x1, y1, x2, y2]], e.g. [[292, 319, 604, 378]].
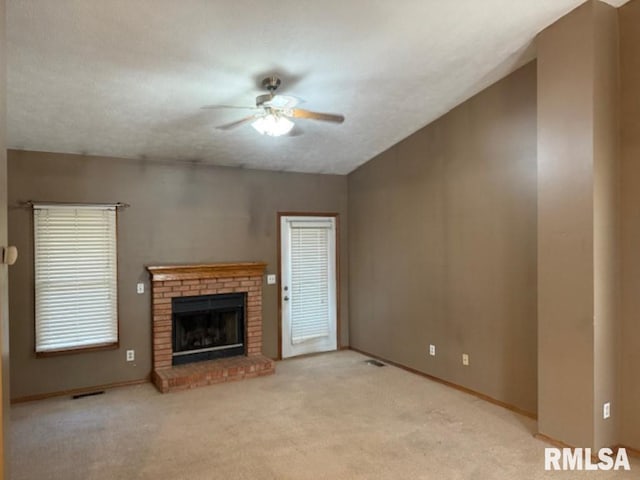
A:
[[255, 93, 272, 107], [256, 75, 282, 106]]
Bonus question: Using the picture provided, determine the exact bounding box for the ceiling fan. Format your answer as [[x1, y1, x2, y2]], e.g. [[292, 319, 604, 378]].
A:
[[203, 75, 345, 137]]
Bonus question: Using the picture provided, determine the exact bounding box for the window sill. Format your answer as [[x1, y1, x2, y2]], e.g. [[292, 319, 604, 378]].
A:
[[35, 342, 119, 358]]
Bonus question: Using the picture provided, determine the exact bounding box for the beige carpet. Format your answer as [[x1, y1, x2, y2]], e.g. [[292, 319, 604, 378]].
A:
[[10, 351, 638, 479]]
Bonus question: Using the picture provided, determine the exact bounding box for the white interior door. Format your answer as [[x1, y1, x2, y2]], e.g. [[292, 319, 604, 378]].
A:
[[281, 216, 337, 358]]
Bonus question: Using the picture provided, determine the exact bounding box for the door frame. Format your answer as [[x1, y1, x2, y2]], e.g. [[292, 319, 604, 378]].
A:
[[277, 212, 341, 360]]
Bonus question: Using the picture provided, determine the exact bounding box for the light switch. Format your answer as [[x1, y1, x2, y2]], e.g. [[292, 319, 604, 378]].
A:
[[267, 274, 277, 285], [137, 283, 144, 294]]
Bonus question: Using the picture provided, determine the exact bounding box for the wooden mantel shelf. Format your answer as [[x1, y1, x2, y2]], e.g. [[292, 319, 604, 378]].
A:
[[146, 262, 267, 282]]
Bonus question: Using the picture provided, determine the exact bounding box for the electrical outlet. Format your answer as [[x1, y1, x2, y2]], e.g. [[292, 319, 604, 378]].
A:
[[462, 353, 469, 366], [429, 345, 436, 356], [136, 283, 144, 294], [603, 402, 611, 419], [126, 350, 135, 362]]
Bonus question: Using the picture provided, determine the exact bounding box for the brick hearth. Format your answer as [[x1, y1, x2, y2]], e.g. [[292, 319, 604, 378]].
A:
[[152, 355, 275, 393], [146, 262, 275, 393]]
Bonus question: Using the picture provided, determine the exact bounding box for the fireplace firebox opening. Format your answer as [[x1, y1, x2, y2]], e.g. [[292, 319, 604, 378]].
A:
[[171, 292, 245, 365]]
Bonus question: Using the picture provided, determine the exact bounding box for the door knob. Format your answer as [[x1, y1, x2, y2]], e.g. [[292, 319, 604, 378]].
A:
[[284, 296, 289, 301]]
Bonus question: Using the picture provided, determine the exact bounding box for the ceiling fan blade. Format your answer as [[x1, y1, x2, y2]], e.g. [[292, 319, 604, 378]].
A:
[[202, 105, 260, 111], [287, 108, 345, 124], [216, 115, 259, 130]]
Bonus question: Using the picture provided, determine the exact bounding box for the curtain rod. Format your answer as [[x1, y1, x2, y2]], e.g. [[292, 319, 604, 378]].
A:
[[21, 201, 130, 209]]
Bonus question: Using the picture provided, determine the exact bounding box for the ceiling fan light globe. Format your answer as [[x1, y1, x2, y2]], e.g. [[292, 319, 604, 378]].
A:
[[251, 114, 294, 137]]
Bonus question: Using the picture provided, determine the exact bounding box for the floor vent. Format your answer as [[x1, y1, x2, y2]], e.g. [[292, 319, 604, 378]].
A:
[[365, 359, 386, 367], [72, 391, 105, 400]]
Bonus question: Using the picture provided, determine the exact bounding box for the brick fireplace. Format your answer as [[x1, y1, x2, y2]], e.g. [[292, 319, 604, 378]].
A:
[[147, 262, 275, 393]]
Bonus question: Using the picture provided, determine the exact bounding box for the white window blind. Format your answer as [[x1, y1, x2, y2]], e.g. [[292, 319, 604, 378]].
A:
[[290, 221, 331, 344], [34, 205, 118, 353]]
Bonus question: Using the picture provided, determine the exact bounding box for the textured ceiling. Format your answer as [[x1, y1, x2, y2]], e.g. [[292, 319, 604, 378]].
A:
[[6, 0, 630, 174]]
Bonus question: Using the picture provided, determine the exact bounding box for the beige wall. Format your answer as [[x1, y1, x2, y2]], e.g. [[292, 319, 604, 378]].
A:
[[592, 0, 619, 451], [537, 2, 594, 444], [0, 0, 8, 476], [537, 0, 619, 449], [619, 0, 640, 450], [7, 150, 348, 399], [348, 62, 538, 414]]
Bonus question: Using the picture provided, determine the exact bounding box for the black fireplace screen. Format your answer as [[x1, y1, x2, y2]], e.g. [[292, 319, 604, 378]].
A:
[[172, 293, 245, 365]]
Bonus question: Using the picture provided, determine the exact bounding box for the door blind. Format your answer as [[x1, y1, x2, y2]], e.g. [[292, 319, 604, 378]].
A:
[[34, 205, 118, 352], [290, 222, 331, 344]]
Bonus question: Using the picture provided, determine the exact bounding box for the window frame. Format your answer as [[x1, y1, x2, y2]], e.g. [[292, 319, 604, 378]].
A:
[[32, 203, 120, 357]]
